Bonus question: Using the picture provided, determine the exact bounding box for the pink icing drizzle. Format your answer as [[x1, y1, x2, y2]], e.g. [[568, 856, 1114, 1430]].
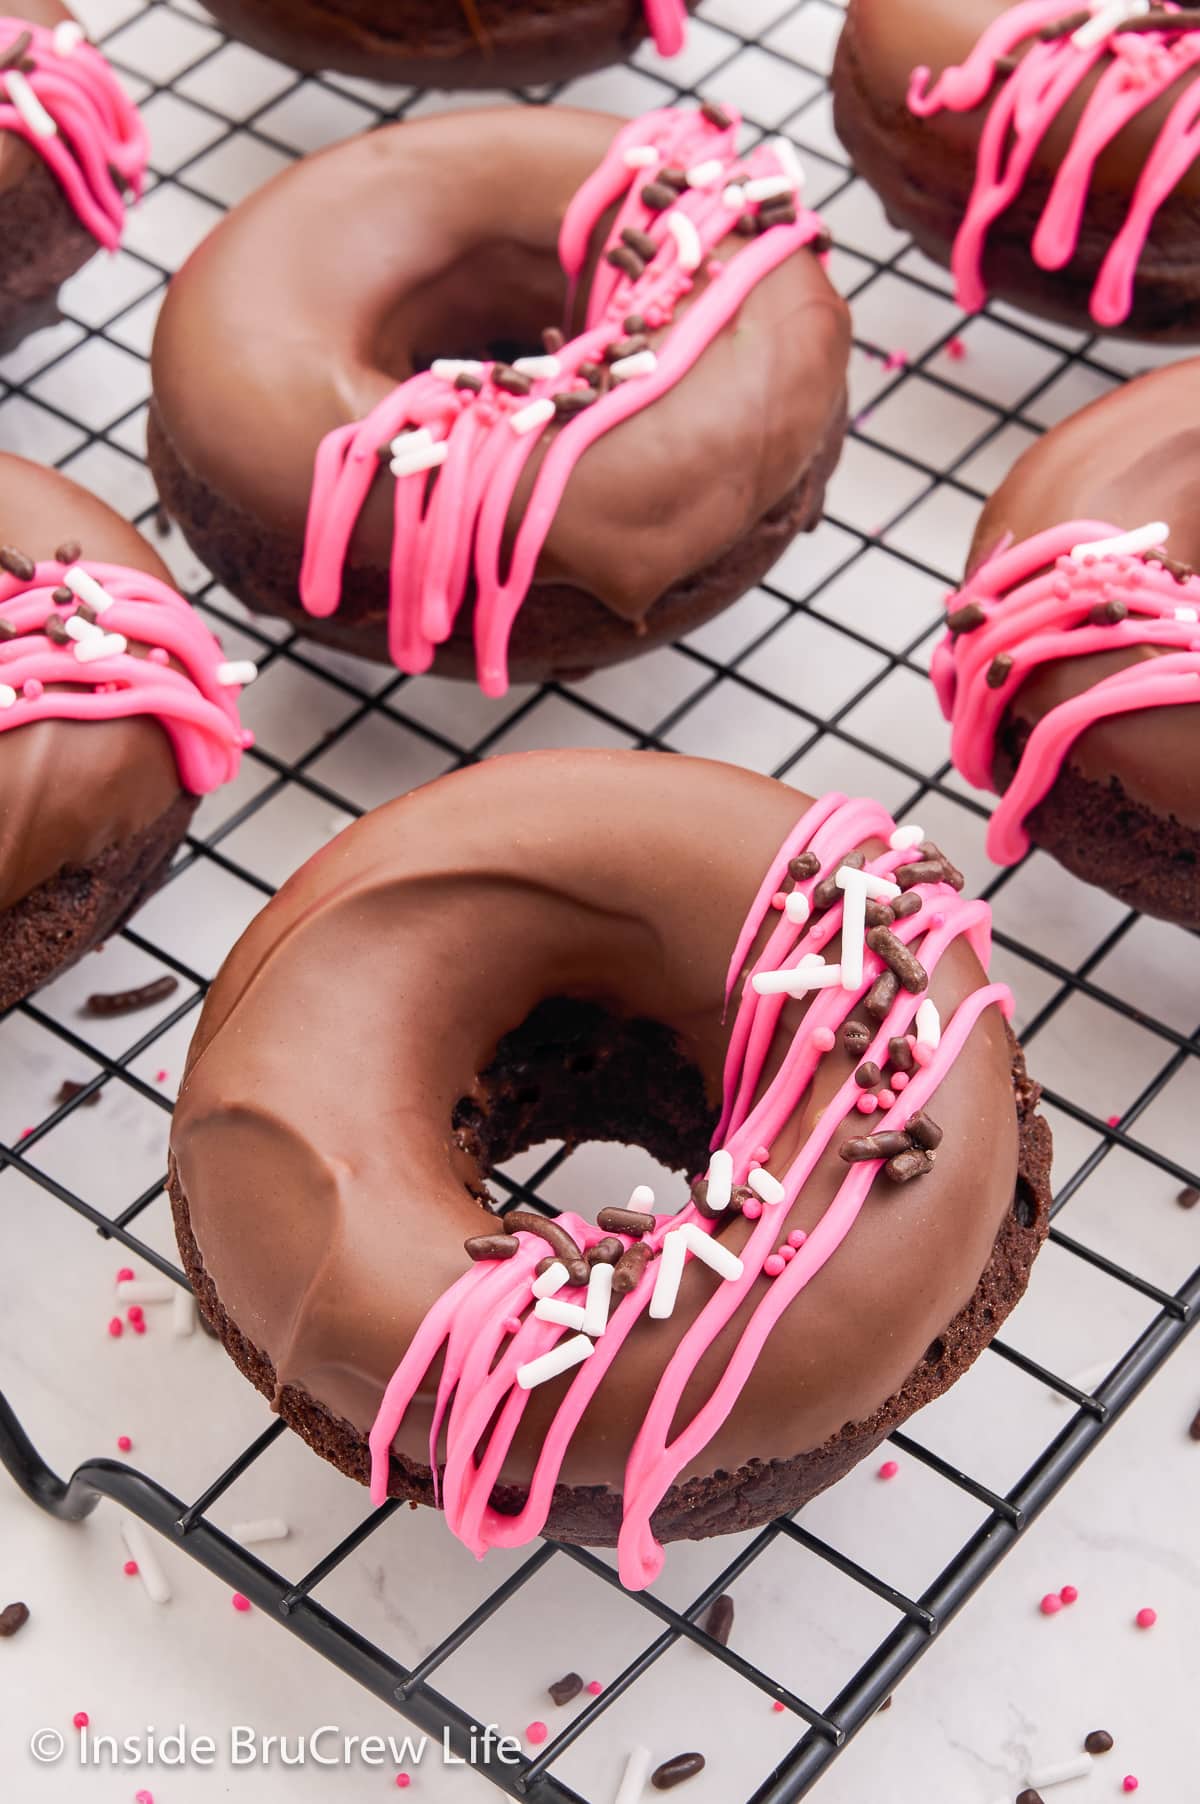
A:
[[368, 794, 1012, 1590], [907, 2, 1200, 328], [0, 18, 147, 250], [299, 104, 827, 697], [932, 520, 1200, 865], [643, 0, 687, 56], [0, 560, 248, 793]]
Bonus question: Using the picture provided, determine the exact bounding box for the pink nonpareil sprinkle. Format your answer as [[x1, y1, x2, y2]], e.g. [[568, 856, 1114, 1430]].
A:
[[127, 1305, 144, 1325], [155, 1069, 168, 1085], [22, 678, 43, 700], [1135, 1607, 1157, 1629], [877, 1460, 899, 1481], [770, 891, 786, 910], [135, 1792, 154, 1804], [585, 1681, 602, 1696], [787, 1229, 807, 1248], [231, 1593, 251, 1613], [763, 1254, 785, 1278], [946, 336, 967, 360], [116, 1267, 135, 1283], [526, 1722, 548, 1746], [772, 1700, 785, 1713], [877, 1089, 895, 1109], [1123, 1779, 1139, 1793], [1060, 1584, 1078, 1605], [855, 1093, 879, 1115], [147, 646, 169, 665], [73, 1713, 89, 1730], [107, 1317, 123, 1339], [891, 1071, 910, 1091], [123, 1560, 139, 1577], [741, 1199, 762, 1220], [117, 1435, 133, 1453], [779, 1244, 795, 1262], [882, 349, 909, 371], [1040, 1592, 1064, 1616], [395, 1777, 412, 1790], [502, 1315, 522, 1335], [812, 1026, 835, 1053]]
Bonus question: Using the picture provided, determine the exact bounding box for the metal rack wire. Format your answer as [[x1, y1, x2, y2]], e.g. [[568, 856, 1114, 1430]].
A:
[[0, 1, 1197, 1798]]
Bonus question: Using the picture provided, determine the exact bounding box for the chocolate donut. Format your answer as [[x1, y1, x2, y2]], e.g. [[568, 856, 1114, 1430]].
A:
[[168, 751, 1051, 1585], [935, 360, 1200, 926], [147, 103, 849, 695], [832, 1, 1200, 339], [0, 454, 251, 1014], [0, 5, 146, 351], [200, 0, 697, 86]]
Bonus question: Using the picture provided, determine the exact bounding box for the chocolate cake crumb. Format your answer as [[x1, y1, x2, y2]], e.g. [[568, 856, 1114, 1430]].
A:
[[56, 1079, 100, 1107], [1084, 1730, 1114, 1755], [1016, 1791, 1045, 1804], [702, 1592, 734, 1646], [85, 974, 179, 1017], [0, 1602, 29, 1637], [548, 1671, 583, 1706]]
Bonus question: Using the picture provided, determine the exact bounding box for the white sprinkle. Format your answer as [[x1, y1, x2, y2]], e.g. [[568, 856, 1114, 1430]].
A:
[[706, 1148, 733, 1212], [1069, 519, 1167, 562], [838, 868, 869, 991], [768, 136, 806, 191], [622, 145, 658, 168], [752, 957, 845, 998], [722, 183, 746, 210], [0, 683, 15, 709], [64, 565, 115, 614], [837, 867, 902, 902], [516, 1333, 593, 1391], [534, 1297, 588, 1331], [744, 173, 794, 204], [509, 397, 556, 435], [1026, 1752, 1094, 1788], [667, 211, 703, 271], [64, 613, 101, 643], [170, 1289, 195, 1338], [117, 1279, 177, 1305], [231, 1518, 290, 1547], [687, 157, 724, 188], [582, 1261, 613, 1337], [649, 1230, 688, 1320], [216, 659, 257, 688], [628, 1184, 655, 1211], [1174, 606, 1198, 623], [513, 354, 562, 380], [915, 999, 941, 1049], [53, 20, 86, 53], [682, 1222, 744, 1281], [6, 70, 57, 140], [614, 1747, 654, 1804], [120, 1517, 172, 1603], [889, 824, 926, 850], [609, 349, 658, 383], [747, 1167, 786, 1206], [390, 439, 450, 478], [74, 631, 127, 664], [531, 1260, 569, 1300], [430, 359, 484, 381], [1071, 0, 1149, 50], [784, 890, 810, 926]]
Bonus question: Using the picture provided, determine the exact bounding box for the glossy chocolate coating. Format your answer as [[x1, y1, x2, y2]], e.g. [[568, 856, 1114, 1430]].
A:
[[0, 454, 180, 911], [170, 750, 1021, 1501]]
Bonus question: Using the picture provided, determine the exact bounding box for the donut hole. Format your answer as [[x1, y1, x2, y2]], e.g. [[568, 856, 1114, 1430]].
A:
[[452, 995, 717, 1221], [375, 240, 571, 383], [1013, 1174, 1040, 1231]]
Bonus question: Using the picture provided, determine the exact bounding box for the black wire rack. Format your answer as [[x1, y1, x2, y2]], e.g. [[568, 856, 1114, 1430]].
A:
[[1, 1, 1198, 1798]]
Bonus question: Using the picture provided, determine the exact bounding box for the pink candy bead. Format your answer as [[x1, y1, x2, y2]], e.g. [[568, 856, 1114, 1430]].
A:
[[1060, 1585, 1078, 1606], [73, 1713, 89, 1730], [1040, 1593, 1064, 1616], [877, 1089, 895, 1109], [763, 1254, 785, 1277], [787, 1230, 807, 1248], [742, 1199, 762, 1220], [812, 1026, 835, 1052], [22, 678, 43, 700], [892, 1071, 909, 1091], [117, 1435, 133, 1453], [946, 336, 966, 360], [856, 1093, 878, 1114], [231, 1593, 251, 1613], [586, 1681, 603, 1696], [526, 1722, 548, 1746], [395, 1776, 412, 1789], [1123, 1779, 1139, 1793], [877, 1460, 899, 1481], [123, 1560, 139, 1577], [770, 891, 786, 910], [502, 1316, 522, 1335], [779, 1244, 795, 1262], [116, 1267, 135, 1283], [147, 646, 169, 664], [1135, 1607, 1157, 1629], [107, 1317, 123, 1339]]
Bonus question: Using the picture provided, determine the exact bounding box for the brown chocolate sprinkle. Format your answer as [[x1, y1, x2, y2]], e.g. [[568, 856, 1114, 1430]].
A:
[[85, 974, 179, 1017], [74, 602, 97, 626], [1189, 1408, 1200, 1442], [605, 334, 651, 363], [659, 166, 688, 191], [641, 181, 678, 211], [788, 851, 820, 882], [43, 615, 70, 645], [54, 539, 81, 565], [504, 1212, 588, 1285], [587, 1236, 624, 1267], [464, 1233, 519, 1261], [1037, 8, 1089, 36], [691, 1178, 751, 1219], [612, 1241, 653, 1296], [597, 1205, 655, 1237], [885, 1147, 934, 1183], [651, 1753, 706, 1790], [454, 372, 484, 394], [578, 361, 604, 386], [548, 1672, 584, 1707], [813, 849, 865, 911], [620, 226, 658, 263], [1089, 598, 1128, 625], [923, 842, 965, 891], [1145, 546, 1194, 583], [865, 926, 928, 994], [842, 1020, 871, 1056], [1176, 1185, 1199, 1209], [757, 201, 797, 228], [624, 313, 646, 334], [702, 1592, 734, 1646], [0, 545, 34, 581], [895, 859, 943, 891], [554, 389, 599, 418], [735, 212, 759, 236], [946, 600, 986, 634], [986, 652, 1014, 689], [541, 326, 565, 355], [1083, 1730, 1114, 1755], [854, 1061, 883, 1090], [905, 1110, 943, 1151], [890, 891, 924, 920], [1016, 1792, 1046, 1804], [864, 900, 895, 929], [839, 1131, 913, 1163], [0, 1601, 29, 1637], [865, 970, 898, 1021], [57, 1079, 100, 1107], [52, 584, 73, 604], [0, 618, 14, 640], [888, 1035, 914, 1073], [0, 30, 31, 70], [492, 366, 532, 396], [606, 244, 646, 281], [700, 101, 733, 129]]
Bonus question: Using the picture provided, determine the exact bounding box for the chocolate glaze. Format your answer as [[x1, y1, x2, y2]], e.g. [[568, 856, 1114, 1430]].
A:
[[833, 0, 1200, 336], [0, 454, 180, 911], [170, 751, 1022, 1501], [200, 0, 699, 86], [969, 359, 1200, 833], [149, 107, 849, 637]]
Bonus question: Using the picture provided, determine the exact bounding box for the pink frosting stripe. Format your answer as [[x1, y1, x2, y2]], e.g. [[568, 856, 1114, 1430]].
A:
[[643, 0, 687, 56], [299, 104, 828, 696], [0, 559, 248, 794], [907, 3, 1200, 328], [933, 519, 1200, 865], [368, 794, 1012, 1589], [0, 18, 146, 249]]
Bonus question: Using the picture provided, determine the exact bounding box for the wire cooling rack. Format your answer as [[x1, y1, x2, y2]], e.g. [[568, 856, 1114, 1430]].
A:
[[0, 1, 1198, 1799]]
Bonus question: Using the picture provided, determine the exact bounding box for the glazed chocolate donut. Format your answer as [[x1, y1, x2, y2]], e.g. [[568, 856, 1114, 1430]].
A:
[[0, 454, 251, 1014], [935, 360, 1200, 926], [148, 103, 849, 695], [0, 5, 146, 350], [168, 751, 1051, 1586], [200, 0, 697, 86], [832, 1, 1200, 339]]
